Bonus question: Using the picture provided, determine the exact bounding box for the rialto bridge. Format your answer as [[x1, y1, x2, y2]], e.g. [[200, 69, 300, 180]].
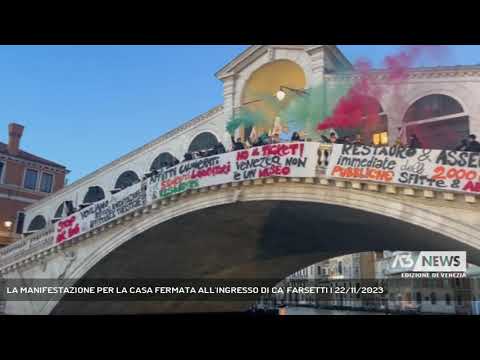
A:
[[1, 45, 480, 315]]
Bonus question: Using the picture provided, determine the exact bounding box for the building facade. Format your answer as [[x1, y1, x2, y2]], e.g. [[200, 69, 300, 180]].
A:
[[273, 252, 377, 309], [375, 251, 475, 314], [0, 123, 68, 246]]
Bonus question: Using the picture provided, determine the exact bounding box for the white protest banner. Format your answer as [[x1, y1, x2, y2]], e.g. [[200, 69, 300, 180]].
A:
[[147, 142, 319, 202], [55, 181, 147, 245], [1, 142, 319, 268], [326, 144, 480, 194]]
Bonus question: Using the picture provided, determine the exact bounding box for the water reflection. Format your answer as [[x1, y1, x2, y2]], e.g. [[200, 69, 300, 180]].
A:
[[285, 307, 386, 315]]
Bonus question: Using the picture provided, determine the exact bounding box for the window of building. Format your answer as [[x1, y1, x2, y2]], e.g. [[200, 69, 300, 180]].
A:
[[54, 201, 75, 220], [372, 131, 389, 146], [404, 94, 463, 122], [317, 266, 322, 275], [403, 94, 468, 150], [115, 171, 140, 190], [24, 169, 38, 190], [27, 215, 47, 232], [40, 172, 54, 193], [150, 153, 178, 172], [54, 203, 65, 219], [83, 186, 105, 204], [15, 212, 25, 234], [188, 132, 219, 153], [445, 293, 451, 305], [430, 292, 437, 305], [0, 161, 4, 184], [457, 295, 463, 305], [338, 261, 343, 275], [416, 292, 422, 304]]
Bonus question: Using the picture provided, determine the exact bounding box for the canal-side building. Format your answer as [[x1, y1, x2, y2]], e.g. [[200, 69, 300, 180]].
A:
[[468, 265, 480, 315], [374, 251, 474, 314], [0, 123, 68, 247]]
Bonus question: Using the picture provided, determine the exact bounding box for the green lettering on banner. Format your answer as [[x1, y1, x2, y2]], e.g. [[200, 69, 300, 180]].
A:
[[159, 180, 200, 199]]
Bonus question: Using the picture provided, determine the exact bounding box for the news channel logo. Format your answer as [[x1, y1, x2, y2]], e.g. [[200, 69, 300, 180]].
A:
[[386, 251, 467, 278]]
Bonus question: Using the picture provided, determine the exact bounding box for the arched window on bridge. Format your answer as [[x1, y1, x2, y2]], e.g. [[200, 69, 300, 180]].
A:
[[83, 186, 105, 204], [54, 203, 65, 222], [188, 132, 219, 153], [150, 152, 178, 172], [53, 201, 75, 221], [336, 96, 388, 146], [403, 94, 469, 150], [27, 215, 47, 233], [114, 171, 140, 191]]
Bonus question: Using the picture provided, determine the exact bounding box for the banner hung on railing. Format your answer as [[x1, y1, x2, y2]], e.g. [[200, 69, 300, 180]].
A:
[[147, 142, 318, 202], [52, 142, 318, 247], [326, 144, 480, 194], [55, 182, 147, 245]]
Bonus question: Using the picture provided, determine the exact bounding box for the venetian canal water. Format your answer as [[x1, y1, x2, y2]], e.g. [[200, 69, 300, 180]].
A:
[[284, 307, 387, 315]]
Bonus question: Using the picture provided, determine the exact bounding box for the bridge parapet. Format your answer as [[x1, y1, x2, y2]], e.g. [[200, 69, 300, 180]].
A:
[[1, 142, 480, 274]]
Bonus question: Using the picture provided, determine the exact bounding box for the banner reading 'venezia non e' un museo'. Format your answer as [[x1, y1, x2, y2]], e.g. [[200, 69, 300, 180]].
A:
[[147, 142, 318, 201], [53, 142, 319, 247]]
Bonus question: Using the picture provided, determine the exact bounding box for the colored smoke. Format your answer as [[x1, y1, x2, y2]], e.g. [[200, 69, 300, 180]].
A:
[[225, 82, 351, 140], [317, 45, 449, 137], [279, 82, 350, 140]]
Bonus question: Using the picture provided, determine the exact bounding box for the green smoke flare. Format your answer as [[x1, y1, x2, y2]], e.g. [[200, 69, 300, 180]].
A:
[[279, 81, 351, 140], [225, 81, 352, 139]]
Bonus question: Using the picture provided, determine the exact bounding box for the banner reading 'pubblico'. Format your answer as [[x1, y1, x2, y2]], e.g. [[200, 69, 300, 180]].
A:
[[326, 144, 480, 194]]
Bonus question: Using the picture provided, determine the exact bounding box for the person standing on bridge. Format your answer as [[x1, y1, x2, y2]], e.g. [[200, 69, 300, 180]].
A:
[[291, 131, 301, 142], [230, 136, 245, 151], [465, 134, 480, 152], [407, 133, 422, 149], [215, 142, 226, 154], [352, 134, 363, 145]]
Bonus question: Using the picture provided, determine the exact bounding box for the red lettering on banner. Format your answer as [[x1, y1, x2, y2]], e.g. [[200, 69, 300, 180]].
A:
[[331, 166, 393, 182], [56, 215, 78, 244], [258, 166, 291, 178], [262, 144, 301, 157], [463, 181, 480, 193], [161, 174, 191, 189], [251, 148, 260, 157], [191, 164, 231, 179], [237, 151, 249, 161]]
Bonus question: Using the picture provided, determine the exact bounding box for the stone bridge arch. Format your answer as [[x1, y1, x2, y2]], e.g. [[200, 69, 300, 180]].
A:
[[33, 179, 480, 315]]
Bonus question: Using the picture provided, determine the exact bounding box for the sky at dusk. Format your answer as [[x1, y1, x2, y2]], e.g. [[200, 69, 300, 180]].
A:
[[0, 45, 478, 182]]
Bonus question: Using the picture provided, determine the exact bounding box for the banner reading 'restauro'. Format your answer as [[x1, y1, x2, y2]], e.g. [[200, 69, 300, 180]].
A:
[[326, 144, 480, 194]]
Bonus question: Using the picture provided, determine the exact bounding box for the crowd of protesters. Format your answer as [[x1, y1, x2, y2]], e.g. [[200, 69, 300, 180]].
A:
[[180, 130, 310, 164]]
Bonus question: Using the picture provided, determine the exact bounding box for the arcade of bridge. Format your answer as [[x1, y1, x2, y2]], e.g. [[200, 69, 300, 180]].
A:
[[39, 179, 480, 315]]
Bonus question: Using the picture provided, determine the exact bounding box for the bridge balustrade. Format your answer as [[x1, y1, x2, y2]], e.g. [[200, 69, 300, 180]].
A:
[[1, 142, 479, 273]]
